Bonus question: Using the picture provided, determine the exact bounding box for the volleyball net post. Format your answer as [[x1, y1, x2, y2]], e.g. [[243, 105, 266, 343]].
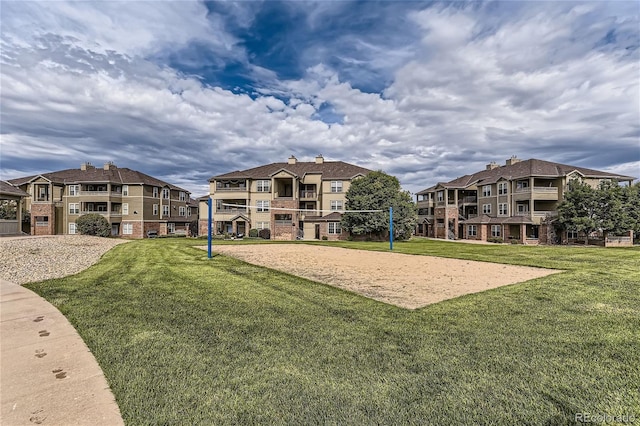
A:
[[207, 197, 212, 259], [389, 206, 393, 251]]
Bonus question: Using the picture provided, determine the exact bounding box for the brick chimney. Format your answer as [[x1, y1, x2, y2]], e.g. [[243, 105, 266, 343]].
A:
[[486, 161, 499, 170], [315, 154, 324, 164], [288, 155, 297, 165], [505, 156, 521, 166]]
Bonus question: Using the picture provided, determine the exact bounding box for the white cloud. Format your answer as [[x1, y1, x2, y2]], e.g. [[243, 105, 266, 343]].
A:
[[1, 1, 637, 195]]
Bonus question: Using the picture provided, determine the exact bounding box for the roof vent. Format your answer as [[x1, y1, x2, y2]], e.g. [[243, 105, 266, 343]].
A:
[[81, 162, 95, 171], [505, 156, 521, 166], [315, 154, 324, 164], [288, 155, 297, 165], [486, 161, 499, 170]]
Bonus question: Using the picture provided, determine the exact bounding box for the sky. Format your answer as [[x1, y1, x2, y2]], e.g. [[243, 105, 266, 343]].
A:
[[1, 0, 639, 197]]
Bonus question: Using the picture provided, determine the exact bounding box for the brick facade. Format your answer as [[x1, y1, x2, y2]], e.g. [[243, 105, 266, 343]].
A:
[[31, 204, 56, 236], [271, 199, 298, 241]]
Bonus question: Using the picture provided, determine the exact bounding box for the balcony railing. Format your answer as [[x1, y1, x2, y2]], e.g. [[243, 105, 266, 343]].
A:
[[216, 186, 247, 191], [299, 191, 317, 199], [459, 196, 477, 204], [216, 207, 248, 214], [515, 186, 558, 194]]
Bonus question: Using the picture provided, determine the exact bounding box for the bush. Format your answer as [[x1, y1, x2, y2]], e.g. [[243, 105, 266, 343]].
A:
[[258, 229, 271, 240], [487, 237, 504, 244], [249, 228, 259, 238], [322, 236, 328, 241], [76, 214, 111, 237]]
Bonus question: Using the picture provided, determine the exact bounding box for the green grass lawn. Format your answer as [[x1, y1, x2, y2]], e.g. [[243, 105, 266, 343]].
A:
[[26, 239, 640, 425]]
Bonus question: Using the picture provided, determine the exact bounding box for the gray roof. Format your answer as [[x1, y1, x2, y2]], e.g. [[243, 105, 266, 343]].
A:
[[417, 158, 636, 193], [8, 165, 189, 193], [0, 181, 29, 197], [211, 161, 371, 181]]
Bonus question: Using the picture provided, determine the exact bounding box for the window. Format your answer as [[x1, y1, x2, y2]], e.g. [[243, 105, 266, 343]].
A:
[[168, 223, 175, 233], [482, 185, 492, 197], [330, 200, 343, 211], [123, 223, 133, 235], [257, 180, 271, 192], [69, 223, 77, 235], [122, 185, 129, 196], [187, 207, 192, 216], [69, 203, 79, 214], [483, 204, 491, 214], [567, 230, 578, 239], [330, 181, 343, 193], [437, 191, 444, 202], [517, 204, 528, 213], [257, 221, 270, 230], [491, 225, 501, 237], [467, 225, 477, 237], [257, 200, 270, 212], [153, 204, 159, 216], [69, 185, 79, 196], [153, 187, 159, 198], [179, 191, 186, 201], [498, 182, 507, 195], [179, 206, 186, 216], [275, 214, 292, 225], [35, 216, 48, 226], [328, 222, 342, 234], [162, 188, 170, 199], [163, 205, 169, 217], [516, 180, 529, 190], [122, 203, 129, 215], [498, 203, 508, 216]]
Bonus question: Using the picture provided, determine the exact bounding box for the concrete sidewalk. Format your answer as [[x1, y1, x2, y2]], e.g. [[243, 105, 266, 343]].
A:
[[1, 279, 124, 425]]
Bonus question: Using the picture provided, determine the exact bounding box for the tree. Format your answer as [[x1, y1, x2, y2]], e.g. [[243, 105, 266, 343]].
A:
[[557, 179, 637, 243], [341, 171, 417, 240], [76, 213, 111, 237]]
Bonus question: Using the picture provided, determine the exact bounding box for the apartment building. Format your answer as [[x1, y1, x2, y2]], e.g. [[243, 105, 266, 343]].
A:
[[200, 155, 371, 240], [8, 162, 192, 238], [415, 157, 635, 244]]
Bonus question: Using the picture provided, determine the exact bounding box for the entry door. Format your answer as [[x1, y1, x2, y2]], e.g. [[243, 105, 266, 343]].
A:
[[111, 224, 119, 236], [315, 224, 320, 240], [237, 221, 246, 234]]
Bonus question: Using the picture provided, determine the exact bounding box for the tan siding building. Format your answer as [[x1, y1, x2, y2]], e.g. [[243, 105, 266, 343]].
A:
[[415, 157, 635, 244], [200, 156, 371, 240], [9, 162, 191, 238]]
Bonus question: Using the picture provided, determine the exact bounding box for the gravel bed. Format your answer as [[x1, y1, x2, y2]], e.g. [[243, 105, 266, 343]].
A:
[[0, 235, 128, 285]]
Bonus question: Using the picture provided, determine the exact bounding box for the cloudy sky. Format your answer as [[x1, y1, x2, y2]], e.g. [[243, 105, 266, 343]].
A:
[[1, 1, 638, 196]]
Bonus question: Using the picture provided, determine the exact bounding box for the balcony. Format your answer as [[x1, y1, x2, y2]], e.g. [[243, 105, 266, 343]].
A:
[[299, 190, 317, 199], [459, 196, 477, 205]]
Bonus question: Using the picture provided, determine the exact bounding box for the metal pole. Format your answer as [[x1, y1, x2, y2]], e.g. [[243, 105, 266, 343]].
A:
[[208, 197, 212, 259], [389, 206, 393, 251]]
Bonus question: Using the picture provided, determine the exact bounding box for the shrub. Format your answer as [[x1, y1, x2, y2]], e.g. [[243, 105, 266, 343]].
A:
[[322, 236, 328, 241], [487, 237, 504, 244], [249, 228, 259, 238], [76, 214, 111, 237], [258, 229, 271, 240]]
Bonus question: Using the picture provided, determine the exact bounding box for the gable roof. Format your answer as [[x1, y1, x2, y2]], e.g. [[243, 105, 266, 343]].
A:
[[7, 166, 189, 192], [417, 158, 636, 192], [211, 161, 372, 181], [0, 181, 29, 197]]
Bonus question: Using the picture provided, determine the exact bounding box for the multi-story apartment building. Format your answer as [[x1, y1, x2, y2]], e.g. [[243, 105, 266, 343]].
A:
[[415, 157, 635, 244], [8, 162, 192, 238], [200, 155, 371, 240]]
